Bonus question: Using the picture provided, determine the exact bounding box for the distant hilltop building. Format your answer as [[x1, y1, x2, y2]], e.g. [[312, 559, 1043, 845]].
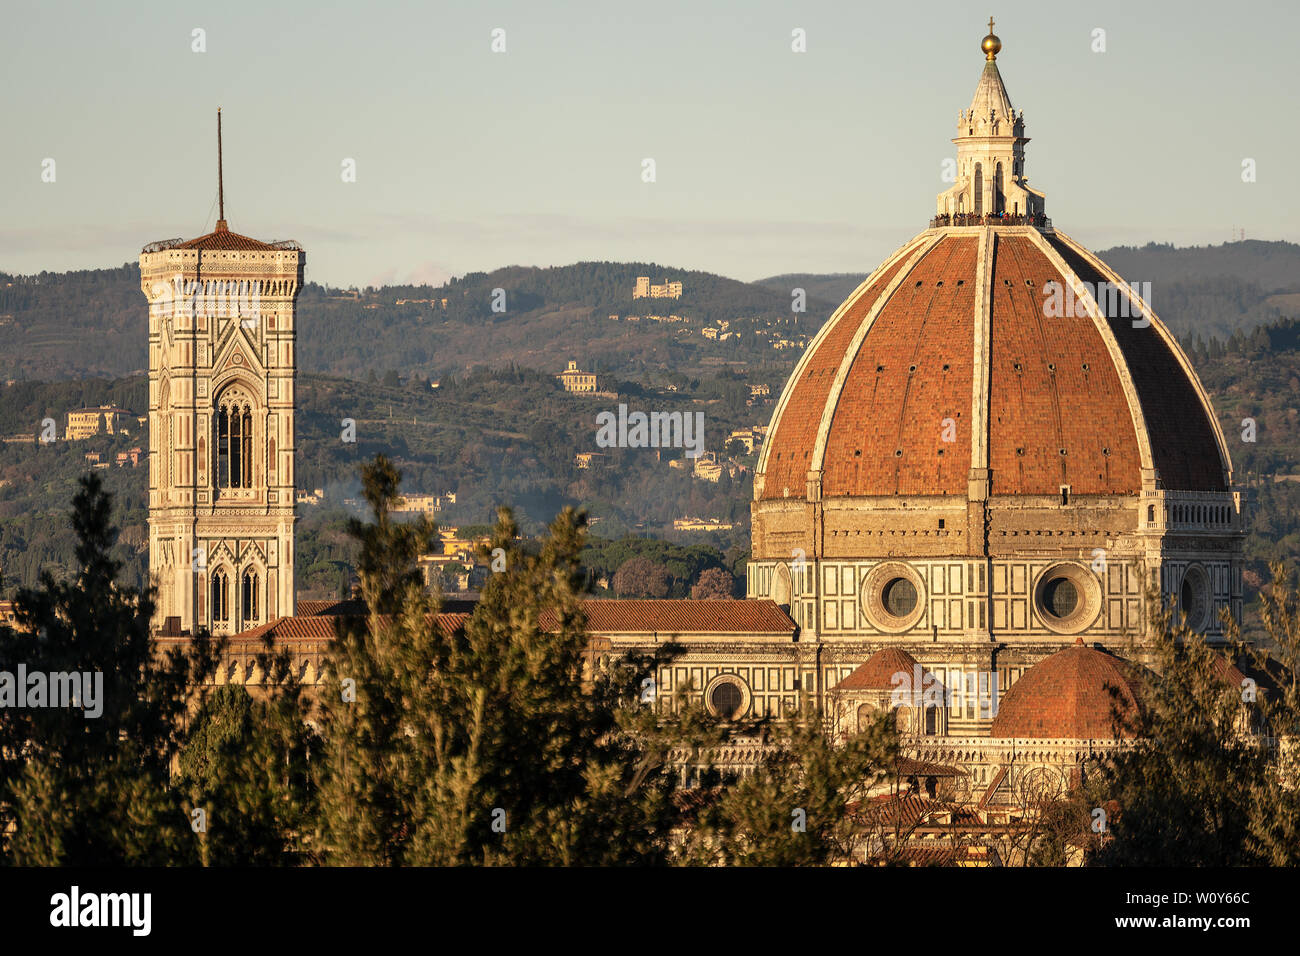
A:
[[559, 360, 597, 393], [633, 277, 682, 300], [418, 527, 494, 590], [114, 447, 144, 468], [66, 406, 136, 440], [673, 517, 734, 531], [726, 426, 767, 454], [392, 492, 455, 514]]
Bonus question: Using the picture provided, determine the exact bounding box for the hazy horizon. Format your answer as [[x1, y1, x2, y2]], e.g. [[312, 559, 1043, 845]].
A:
[[4, 233, 1298, 292]]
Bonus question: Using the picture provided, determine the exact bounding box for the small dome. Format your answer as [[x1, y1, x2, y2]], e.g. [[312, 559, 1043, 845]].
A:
[[990, 640, 1143, 739], [835, 647, 930, 692]]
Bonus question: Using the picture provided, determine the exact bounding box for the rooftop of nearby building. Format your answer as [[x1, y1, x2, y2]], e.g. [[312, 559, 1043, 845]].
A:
[[158, 597, 798, 645]]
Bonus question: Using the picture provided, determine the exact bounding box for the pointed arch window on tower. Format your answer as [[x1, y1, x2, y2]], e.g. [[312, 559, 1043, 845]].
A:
[[214, 387, 256, 491], [241, 570, 259, 628], [973, 163, 983, 216], [211, 569, 229, 624], [994, 162, 1004, 214]]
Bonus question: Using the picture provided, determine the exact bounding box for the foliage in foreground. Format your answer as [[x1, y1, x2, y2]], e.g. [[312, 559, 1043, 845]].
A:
[[1087, 568, 1300, 866]]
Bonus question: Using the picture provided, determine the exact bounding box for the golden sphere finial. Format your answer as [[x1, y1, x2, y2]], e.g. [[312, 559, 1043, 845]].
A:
[[982, 16, 1001, 60]]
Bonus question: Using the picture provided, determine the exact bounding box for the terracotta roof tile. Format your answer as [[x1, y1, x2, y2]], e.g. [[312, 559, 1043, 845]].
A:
[[822, 236, 979, 496], [761, 251, 913, 498], [171, 227, 280, 252], [988, 235, 1142, 495], [1209, 653, 1248, 690], [210, 598, 792, 648], [295, 599, 365, 616], [1046, 234, 1226, 491], [226, 612, 469, 644]]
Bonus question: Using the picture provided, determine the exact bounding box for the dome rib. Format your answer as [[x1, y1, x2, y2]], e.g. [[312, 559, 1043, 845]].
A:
[[756, 235, 929, 499], [969, 227, 996, 478], [809, 234, 946, 486], [818, 234, 976, 497]]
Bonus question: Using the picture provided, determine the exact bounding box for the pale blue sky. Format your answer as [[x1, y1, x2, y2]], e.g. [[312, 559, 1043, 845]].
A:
[[2, 0, 1296, 288]]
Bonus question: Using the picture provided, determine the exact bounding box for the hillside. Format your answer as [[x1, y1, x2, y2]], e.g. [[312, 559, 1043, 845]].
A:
[[6, 318, 1300, 616], [6, 240, 1299, 384], [753, 272, 865, 306], [0, 366, 764, 596], [0, 261, 836, 384], [759, 239, 1300, 345]]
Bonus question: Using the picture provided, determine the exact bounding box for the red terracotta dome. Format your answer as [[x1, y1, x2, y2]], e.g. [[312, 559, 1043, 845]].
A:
[[755, 228, 1231, 501], [989, 639, 1143, 739], [835, 646, 930, 691]]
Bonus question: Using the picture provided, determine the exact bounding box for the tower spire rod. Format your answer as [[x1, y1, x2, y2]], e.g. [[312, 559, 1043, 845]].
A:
[[216, 107, 226, 231]]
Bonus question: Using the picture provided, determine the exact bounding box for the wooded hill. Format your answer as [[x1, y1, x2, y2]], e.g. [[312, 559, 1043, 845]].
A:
[[0, 365, 761, 596], [5, 239, 1298, 383], [6, 315, 1300, 613], [0, 260, 835, 384], [759, 238, 1300, 344]]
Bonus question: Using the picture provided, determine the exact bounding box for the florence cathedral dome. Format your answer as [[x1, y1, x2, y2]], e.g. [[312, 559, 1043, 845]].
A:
[[747, 24, 1243, 688]]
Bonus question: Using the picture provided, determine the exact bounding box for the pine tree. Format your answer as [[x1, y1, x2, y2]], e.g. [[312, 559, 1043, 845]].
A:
[[0, 473, 216, 865], [1233, 561, 1300, 864], [1085, 571, 1299, 865], [313, 454, 439, 865], [176, 657, 320, 866], [314, 454, 693, 865], [426, 505, 684, 865]]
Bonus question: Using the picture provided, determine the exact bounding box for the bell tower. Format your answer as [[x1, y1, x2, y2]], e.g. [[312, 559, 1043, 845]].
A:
[[140, 110, 303, 636]]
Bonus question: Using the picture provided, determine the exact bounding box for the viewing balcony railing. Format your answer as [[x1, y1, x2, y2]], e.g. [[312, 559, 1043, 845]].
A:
[[930, 212, 1052, 229]]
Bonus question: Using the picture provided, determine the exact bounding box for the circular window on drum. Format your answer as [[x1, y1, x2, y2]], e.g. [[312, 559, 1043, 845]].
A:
[[861, 562, 927, 633], [1179, 564, 1210, 632], [1033, 563, 1101, 634], [704, 675, 751, 720]]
